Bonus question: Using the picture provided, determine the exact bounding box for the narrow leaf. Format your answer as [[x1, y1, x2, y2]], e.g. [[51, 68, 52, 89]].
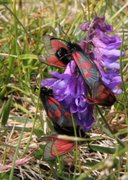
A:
[[89, 144, 116, 154], [1, 95, 12, 126]]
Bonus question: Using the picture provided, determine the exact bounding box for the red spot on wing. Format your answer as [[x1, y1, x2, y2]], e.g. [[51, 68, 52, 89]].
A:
[[47, 55, 66, 68], [51, 97, 60, 105], [48, 98, 54, 105], [98, 84, 105, 92], [48, 97, 61, 107], [72, 52, 92, 70], [84, 72, 91, 78], [51, 39, 68, 52], [73, 52, 82, 60], [64, 112, 71, 118], [87, 84, 116, 106], [51, 139, 75, 157], [80, 62, 92, 69], [54, 109, 61, 118]]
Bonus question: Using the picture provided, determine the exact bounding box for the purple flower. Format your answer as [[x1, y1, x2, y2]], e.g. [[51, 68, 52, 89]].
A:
[[80, 16, 123, 94], [41, 61, 94, 131], [74, 104, 94, 131]]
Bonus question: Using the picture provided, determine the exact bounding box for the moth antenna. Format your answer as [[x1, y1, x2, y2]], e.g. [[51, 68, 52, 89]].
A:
[[58, 23, 71, 42]]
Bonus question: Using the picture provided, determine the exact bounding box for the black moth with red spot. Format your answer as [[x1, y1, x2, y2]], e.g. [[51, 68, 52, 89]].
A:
[[66, 42, 116, 106]]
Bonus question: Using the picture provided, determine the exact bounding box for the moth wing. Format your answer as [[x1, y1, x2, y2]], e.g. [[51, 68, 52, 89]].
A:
[[43, 35, 55, 55], [52, 139, 75, 157], [40, 88, 73, 128], [87, 82, 116, 106], [72, 51, 101, 89], [42, 35, 68, 68], [46, 96, 73, 128], [43, 137, 75, 160], [72, 51, 116, 106], [43, 141, 54, 160], [39, 54, 66, 68], [43, 35, 68, 53]]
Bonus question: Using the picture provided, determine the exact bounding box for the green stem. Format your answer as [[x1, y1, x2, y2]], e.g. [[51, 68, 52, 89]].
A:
[[9, 119, 27, 180]]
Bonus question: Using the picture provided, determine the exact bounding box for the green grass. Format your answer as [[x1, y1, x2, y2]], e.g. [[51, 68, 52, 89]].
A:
[[0, 0, 128, 179]]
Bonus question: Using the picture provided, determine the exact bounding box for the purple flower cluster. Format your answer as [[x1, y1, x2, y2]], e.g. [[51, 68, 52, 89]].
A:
[[42, 61, 94, 131], [80, 17, 123, 94], [41, 17, 123, 131]]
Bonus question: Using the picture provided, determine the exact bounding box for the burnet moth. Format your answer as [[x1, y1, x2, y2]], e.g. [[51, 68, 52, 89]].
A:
[[67, 42, 116, 106]]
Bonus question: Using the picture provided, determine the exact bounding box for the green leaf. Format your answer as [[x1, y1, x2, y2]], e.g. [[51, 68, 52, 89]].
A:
[[1, 95, 12, 126], [34, 148, 44, 160], [84, 161, 100, 167], [18, 54, 38, 60], [34, 128, 45, 137], [0, 0, 10, 4], [89, 144, 116, 154]]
